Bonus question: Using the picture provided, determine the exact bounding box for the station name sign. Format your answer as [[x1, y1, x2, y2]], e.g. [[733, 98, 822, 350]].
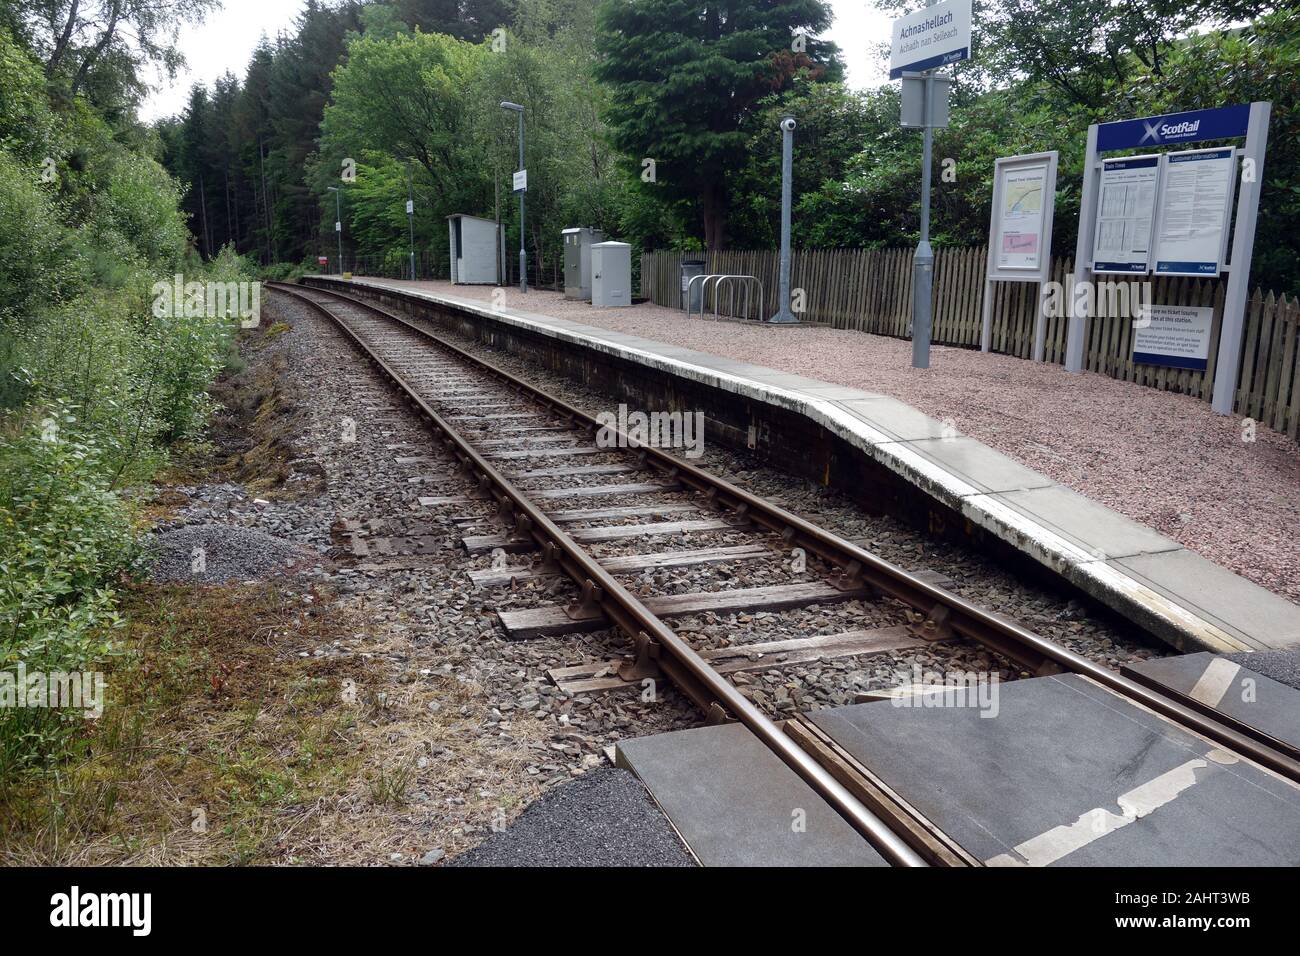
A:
[[889, 0, 972, 79]]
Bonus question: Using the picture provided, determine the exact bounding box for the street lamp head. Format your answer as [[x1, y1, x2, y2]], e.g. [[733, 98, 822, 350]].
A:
[[327, 185, 339, 192], [500, 101, 524, 112]]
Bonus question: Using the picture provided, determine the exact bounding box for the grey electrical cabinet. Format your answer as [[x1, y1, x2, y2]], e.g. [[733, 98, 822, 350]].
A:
[[562, 227, 604, 300], [590, 241, 632, 307], [447, 214, 500, 285]]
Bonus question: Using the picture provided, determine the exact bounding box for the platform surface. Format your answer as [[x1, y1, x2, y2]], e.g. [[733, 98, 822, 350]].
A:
[[309, 276, 1300, 654], [809, 673, 1300, 866], [1123, 651, 1300, 751], [615, 722, 887, 867]]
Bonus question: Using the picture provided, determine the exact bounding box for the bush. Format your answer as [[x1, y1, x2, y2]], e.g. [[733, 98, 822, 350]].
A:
[[0, 407, 131, 777]]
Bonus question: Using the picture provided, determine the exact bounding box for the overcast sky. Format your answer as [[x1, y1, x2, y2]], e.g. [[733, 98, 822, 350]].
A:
[[140, 0, 895, 122]]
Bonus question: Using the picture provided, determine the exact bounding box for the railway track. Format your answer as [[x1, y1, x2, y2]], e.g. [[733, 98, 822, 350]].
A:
[[268, 280, 1300, 866]]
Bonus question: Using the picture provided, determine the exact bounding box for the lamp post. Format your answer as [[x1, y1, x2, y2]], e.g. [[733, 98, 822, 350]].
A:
[[501, 101, 526, 293], [327, 185, 343, 275], [769, 115, 799, 324], [910, 0, 938, 369], [406, 165, 416, 281]]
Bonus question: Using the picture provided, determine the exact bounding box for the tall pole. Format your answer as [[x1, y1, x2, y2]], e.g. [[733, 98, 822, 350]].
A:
[[501, 102, 527, 294], [910, 0, 938, 369], [911, 73, 935, 368], [517, 109, 527, 294], [770, 116, 799, 324], [1211, 101, 1271, 415], [406, 165, 416, 281], [329, 186, 343, 275]]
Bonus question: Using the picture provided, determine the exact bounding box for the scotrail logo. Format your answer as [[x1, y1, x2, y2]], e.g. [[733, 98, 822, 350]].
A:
[[1140, 118, 1201, 145]]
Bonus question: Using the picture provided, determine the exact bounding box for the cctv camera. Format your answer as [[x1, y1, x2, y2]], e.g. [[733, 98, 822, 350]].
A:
[[780, 117, 796, 132]]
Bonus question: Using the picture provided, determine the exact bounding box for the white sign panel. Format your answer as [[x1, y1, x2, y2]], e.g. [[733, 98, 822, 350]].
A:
[[512, 169, 527, 193], [987, 156, 1057, 280], [1133, 304, 1214, 371], [1152, 147, 1236, 277], [1092, 155, 1159, 274], [889, 0, 972, 79], [406, 199, 414, 214]]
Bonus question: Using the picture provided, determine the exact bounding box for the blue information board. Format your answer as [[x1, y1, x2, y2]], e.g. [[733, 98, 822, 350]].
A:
[[1097, 105, 1250, 152]]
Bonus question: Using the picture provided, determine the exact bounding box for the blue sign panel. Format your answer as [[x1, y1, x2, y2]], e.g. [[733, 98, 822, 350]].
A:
[[889, 47, 969, 80], [1097, 105, 1249, 152], [1132, 351, 1208, 372]]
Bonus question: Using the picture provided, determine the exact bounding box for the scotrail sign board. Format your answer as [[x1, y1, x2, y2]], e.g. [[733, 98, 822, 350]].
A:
[[1096, 104, 1250, 152], [889, 0, 972, 79]]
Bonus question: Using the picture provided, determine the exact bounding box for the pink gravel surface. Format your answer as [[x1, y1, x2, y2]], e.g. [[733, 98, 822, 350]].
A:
[[373, 278, 1300, 604]]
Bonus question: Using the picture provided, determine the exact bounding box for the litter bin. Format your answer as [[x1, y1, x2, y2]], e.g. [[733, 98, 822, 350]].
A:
[[680, 258, 706, 313]]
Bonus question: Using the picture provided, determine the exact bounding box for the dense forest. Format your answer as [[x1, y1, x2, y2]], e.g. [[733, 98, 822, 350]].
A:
[[161, 0, 1300, 294]]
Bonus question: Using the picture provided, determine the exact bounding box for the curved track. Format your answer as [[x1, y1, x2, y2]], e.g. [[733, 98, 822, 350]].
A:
[[268, 280, 1300, 866]]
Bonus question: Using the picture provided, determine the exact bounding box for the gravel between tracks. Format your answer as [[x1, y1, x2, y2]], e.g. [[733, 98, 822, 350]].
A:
[[375, 280, 1300, 604], [375, 290, 1166, 708], [447, 768, 695, 867]]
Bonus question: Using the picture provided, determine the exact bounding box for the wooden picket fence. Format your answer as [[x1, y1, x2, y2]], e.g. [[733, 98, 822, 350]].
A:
[[641, 247, 1300, 441]]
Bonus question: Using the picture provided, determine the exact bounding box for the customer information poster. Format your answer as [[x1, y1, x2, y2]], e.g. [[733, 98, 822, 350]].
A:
[[1152, 147, 1236, 277], [1133, 304, 1215, 370], [1092, 155, 1159, 274]]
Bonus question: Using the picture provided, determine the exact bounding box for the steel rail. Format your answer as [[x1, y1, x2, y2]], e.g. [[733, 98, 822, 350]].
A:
[[269, 282, 929, 867], [281, 280, 1300, 787]]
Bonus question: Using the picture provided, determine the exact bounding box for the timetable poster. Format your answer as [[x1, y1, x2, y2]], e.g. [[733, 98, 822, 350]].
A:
[[1092, 155, 1160, 274], [1153, 147, 1236, 277]]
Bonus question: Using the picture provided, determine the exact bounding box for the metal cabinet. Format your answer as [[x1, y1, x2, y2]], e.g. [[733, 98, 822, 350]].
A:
[[590, 241, 632, 307]]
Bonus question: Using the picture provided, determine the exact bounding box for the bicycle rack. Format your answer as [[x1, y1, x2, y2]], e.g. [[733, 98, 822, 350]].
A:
[[685, 273, 764, 322]]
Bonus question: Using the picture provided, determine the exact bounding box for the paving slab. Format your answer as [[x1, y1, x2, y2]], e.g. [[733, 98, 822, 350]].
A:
[[1122, 652, 1300, 752], [1112, 549, 1300, 651], [838, 396, 957, 442], [988, 485, 1182, 561], [809, 673, 1300, 866], [615, 722, 887, 867], [889, 436, 1057, 495]]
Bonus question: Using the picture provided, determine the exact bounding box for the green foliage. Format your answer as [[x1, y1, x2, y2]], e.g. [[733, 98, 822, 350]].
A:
[[0, 407, 129, 777], [594, 0, 841, 248], [0, 22, 238, 778], [160, 1, 1300, 293]]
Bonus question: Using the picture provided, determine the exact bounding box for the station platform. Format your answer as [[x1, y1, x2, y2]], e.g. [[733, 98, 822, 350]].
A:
[[616, 672, 1300, 866], [305, 276, 1300, 655]]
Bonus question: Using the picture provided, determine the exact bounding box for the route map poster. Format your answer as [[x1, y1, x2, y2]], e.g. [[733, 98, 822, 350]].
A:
[[995, 163, 1048, 272], [1092, 155, 1159, 274], [985, 152, 1057, 283], [1153, 147, 1236, 277]]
